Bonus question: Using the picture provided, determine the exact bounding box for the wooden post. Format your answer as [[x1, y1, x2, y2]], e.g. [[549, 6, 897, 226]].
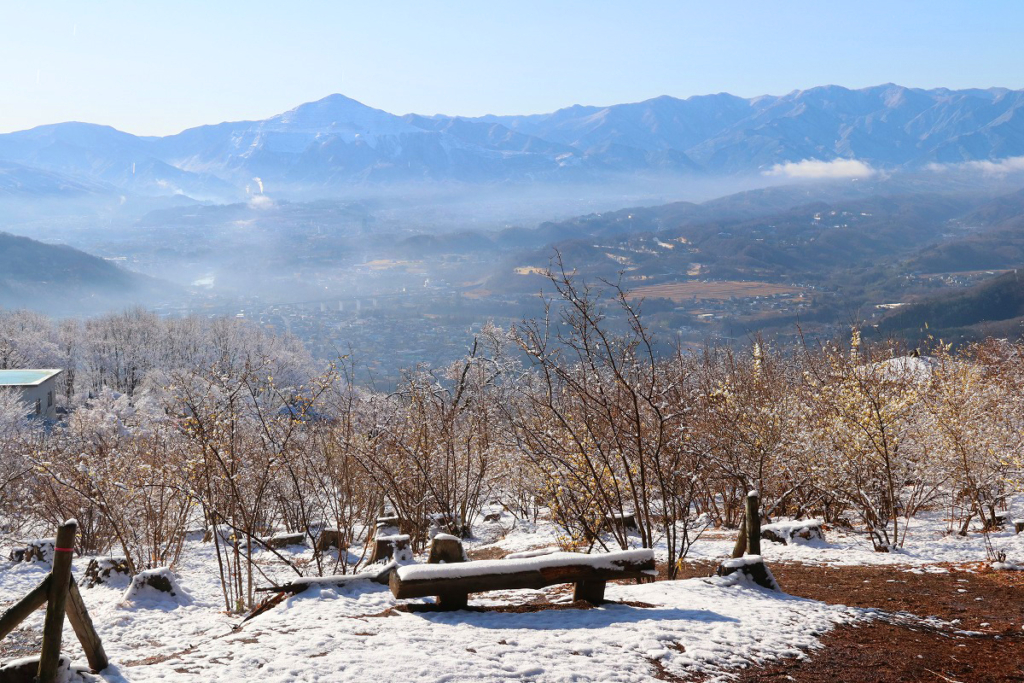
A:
[[436, 591, 469, 610], [745, 492, 761, 556], [573, 579, 607, 605], [38, 519, 76, 683], [65, 580, 109, 671], [731, 513, 747, 558], [427, 535, 468, 608]]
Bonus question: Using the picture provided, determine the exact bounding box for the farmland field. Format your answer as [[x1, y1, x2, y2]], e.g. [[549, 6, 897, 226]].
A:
[[627, 280, 804, 302]]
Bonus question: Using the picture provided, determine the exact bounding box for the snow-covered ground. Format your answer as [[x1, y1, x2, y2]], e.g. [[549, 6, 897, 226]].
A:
[[483, 502, 1024, 570], [2, 503, 1022, 682], [684, 508, 1024, 570]]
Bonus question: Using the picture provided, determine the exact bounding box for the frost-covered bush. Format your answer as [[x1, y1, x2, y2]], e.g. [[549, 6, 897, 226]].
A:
[[31, 388, 192, 570], [511, 260, 706, 577], [3, 296, 1024, 579]]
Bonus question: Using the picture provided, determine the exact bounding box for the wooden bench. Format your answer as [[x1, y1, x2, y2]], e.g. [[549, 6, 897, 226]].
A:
[[389, 549, 656, 610]]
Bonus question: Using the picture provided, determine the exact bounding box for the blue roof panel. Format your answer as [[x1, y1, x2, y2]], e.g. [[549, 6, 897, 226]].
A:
[[0, 369, 62, 386]]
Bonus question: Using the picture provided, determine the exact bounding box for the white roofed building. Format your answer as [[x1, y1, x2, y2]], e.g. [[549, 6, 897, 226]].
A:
[[0, 369, 63, 420]]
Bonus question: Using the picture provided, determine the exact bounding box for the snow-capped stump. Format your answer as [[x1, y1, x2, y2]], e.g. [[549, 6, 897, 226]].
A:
[[760, 519, 824, 546], [7, 538, 56, 564], [376, 514, 402, 537], [314, 529, 345, 552], [603, 512, 638, 533], [390, 549, 656, 610], [715, 555, 781, 591], [480, 504, 505, 523], [427, 533, 467, 564], [202, 524, 236, 544], [1014, 519, 1024, 534], [370, 534, 412, 564], [81, 557, 133, 588], [261, 531, 306, 550], [0, 654, 72, 683], [122, 567, 191, 606]]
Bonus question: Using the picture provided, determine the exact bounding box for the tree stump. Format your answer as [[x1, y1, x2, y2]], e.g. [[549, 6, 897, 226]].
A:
[[715, 555, 780, 591], [760, 520, 824, 546], [122, 568, 190, 604], [1014, 520, 1024, 534], [261, 532, 306, 550], [202, 525, 235, 544], [0, 655, 72, 683], [376, 515, 401, 537], [603, 513, 638, 534], [8, 539, 56, 564], [81, 557, 133, 588], [427, 534, 467, 565], [369, 534, 411, 564], [315, 530, 345, 552]]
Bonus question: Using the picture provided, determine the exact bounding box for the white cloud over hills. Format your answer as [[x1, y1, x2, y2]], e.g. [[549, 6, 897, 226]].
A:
[[926, 156, 1024, 176], [764, 158, 877, 179]]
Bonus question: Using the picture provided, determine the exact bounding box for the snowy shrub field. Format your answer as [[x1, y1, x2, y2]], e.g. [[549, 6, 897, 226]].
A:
[[1, 266, 1024, 681]]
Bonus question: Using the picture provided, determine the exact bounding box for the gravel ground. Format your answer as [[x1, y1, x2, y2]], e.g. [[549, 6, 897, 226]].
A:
[[678, 559, 1024, 683]]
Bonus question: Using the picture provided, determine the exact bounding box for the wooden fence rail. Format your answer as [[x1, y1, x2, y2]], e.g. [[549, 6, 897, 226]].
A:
[[0, 520, 109, 682]]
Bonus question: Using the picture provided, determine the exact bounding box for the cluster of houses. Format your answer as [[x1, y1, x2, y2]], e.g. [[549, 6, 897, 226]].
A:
[[0, 369, 62, 420]]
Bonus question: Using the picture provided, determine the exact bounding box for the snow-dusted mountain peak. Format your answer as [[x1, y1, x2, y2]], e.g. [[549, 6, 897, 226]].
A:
[[263, 93, 418, 136]]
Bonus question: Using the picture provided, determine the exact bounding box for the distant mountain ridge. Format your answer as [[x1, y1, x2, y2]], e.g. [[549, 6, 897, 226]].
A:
[[2, 84, 1024, 200], [0, 232, 172, 315]]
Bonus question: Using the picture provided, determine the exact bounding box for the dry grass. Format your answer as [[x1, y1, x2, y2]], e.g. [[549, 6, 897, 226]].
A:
[[361, 259, 425, 272], [627, 280, 804, 302], [514, 266, 548, 276]]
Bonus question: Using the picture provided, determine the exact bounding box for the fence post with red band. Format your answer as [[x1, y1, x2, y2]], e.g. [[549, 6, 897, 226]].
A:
[[38, 519, 76, 683]]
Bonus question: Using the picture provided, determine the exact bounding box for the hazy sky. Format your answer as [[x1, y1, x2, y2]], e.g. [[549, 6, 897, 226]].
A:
[[1, 1, 1021, 136]]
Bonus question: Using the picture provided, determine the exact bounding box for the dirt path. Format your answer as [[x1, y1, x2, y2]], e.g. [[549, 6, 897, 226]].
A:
[[679, 560, 1024, 682]]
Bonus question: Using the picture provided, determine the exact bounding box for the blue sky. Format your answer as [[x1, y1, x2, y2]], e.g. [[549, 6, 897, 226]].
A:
[[0, 1, 1020, 136]]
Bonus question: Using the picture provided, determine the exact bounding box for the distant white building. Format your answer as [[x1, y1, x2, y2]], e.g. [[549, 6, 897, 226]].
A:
[[0, 369, 63, 419]]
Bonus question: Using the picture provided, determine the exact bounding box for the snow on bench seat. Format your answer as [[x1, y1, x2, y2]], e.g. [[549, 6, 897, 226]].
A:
[[397, 549, 654, 582], [391, 549, 656, 609]]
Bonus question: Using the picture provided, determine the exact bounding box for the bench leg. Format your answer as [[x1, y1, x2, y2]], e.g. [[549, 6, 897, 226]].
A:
[[573, 580, 606, 605], [436, 592, 468, 610]]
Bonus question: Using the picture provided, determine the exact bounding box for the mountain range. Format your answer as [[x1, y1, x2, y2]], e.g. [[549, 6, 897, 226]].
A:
[[1, 84, 1024, 201]]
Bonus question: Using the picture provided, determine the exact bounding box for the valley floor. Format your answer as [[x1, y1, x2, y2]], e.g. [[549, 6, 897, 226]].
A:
[[2, 507, 1024, 682]]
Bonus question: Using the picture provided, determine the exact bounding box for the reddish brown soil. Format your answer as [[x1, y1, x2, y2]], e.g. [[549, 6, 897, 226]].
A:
[[677, 560, 1024, 682]]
